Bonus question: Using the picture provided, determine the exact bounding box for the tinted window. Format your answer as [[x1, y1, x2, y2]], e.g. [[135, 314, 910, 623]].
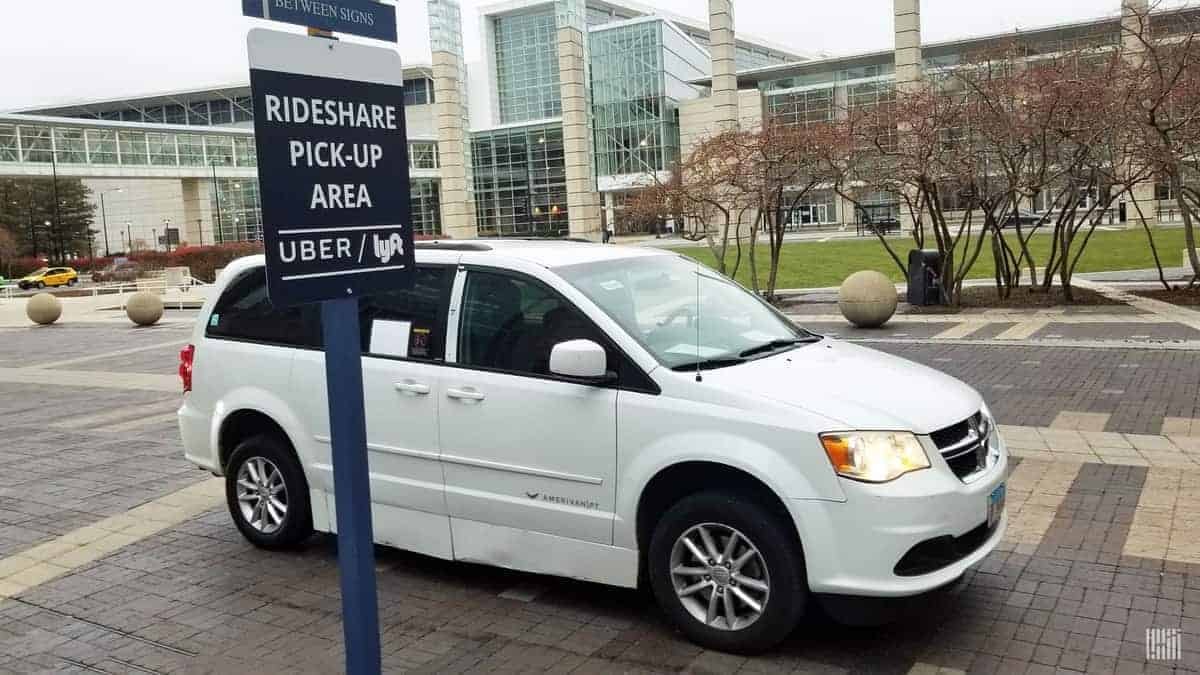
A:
[[458, 270, 605, 376], [359, 266, 452, 360], [206, 267, 320, 347]]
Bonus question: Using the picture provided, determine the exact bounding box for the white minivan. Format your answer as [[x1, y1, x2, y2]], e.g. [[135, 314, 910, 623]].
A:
[[178, 240, 1007, 652]]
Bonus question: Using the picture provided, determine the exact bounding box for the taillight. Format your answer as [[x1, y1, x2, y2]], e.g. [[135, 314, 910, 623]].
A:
[[179, 344, 195, 393]]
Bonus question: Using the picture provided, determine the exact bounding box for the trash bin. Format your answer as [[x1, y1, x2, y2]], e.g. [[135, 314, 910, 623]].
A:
[[906, 249, 942, 306]]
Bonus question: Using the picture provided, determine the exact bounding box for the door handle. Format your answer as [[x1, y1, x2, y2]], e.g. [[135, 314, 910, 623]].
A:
[[446, 387, 485, 402], [394, 380, 430, 396]]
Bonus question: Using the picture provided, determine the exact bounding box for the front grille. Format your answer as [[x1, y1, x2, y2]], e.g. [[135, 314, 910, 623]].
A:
[[932, 411, 989, 480]]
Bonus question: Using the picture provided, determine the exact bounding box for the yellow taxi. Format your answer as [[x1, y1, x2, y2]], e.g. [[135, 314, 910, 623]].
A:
[[18, 266, 78, 290]]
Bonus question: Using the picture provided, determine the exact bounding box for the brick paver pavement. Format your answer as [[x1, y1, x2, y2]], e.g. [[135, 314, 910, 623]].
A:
[[0, 322, 1197, 673]]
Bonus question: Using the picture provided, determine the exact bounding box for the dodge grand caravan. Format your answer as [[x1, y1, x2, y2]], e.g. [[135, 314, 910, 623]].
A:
[[178, 240, 1007, 652]]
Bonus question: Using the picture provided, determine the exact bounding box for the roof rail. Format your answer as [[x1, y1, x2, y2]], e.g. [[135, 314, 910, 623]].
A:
[[413, 241, 493, 251]]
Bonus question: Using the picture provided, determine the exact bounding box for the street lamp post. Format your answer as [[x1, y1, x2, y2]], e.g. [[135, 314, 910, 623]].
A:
[[125, 221, 132, 253], [98, 187, 123, 257], [42, 221, 50, 263]]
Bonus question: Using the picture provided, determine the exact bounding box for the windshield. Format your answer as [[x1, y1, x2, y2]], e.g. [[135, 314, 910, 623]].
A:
[[27, 267, 49, 277], [557, 255, 816, 370]]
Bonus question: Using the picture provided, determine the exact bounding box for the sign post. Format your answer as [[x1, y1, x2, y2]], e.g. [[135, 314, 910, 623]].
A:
[[246, 19, 412, 674]]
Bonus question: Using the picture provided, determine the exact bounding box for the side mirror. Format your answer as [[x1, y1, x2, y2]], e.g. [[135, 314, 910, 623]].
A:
[[549, 339, 609, 380]]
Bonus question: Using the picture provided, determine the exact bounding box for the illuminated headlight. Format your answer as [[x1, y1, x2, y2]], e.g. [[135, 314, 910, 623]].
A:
[[820, 431, 930, 483]]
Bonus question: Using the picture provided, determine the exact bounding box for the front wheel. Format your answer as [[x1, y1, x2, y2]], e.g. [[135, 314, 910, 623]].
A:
[[225, 434, 313, 548], [648, 491, 806, 653], [35, 281, 44, 289]]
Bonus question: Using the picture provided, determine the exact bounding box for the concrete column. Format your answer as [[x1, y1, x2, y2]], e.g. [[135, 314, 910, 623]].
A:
[[1126, 179, 1159, 228], [1122, 0, 1149, 57], [709, 0, 738, 132], [180, 178, 214, 246], [428, 0, 477, 239], [556, 0, 603, 241], [894, 0, 922, 94]]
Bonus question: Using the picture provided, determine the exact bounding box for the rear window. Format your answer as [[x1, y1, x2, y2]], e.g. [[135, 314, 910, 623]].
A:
[[206, 267, 321, 348]]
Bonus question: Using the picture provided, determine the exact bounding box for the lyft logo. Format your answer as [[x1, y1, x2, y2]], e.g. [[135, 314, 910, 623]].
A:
[[373, 233, 405, 264]]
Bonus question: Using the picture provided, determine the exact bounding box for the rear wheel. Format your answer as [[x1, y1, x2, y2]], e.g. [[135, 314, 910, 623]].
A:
[[648, 491, 806, 653], [67, 277, 76, 286], [225, 434, 313, 548]]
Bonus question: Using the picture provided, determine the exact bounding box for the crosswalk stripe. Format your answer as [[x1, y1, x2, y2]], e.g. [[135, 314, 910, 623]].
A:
[[94, 410, 180, 433], [994, 319, 1050, 340], [1124, 468, 1200, 563], [1003, 459, 1083, 554], [932, 322, 986, 339]]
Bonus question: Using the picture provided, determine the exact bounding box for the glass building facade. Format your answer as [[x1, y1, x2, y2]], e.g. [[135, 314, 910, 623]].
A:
[[590, 19, 706, 178], [494, 9, 563, 123], [471, 122, 568, 237]]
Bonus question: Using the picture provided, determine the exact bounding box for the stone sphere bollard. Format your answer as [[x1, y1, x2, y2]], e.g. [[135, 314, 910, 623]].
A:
[[838, 271, 898, 328], [26, 293, 62, 325], [126, 291, 164, 327]]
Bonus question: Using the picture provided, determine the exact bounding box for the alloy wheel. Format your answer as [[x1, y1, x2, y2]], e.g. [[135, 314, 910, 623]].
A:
[[235, 456, 288, 534], [669, 522, 771, 631]]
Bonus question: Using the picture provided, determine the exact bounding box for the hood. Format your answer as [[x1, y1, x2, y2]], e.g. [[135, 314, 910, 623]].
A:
[[703, 338, 982, 435]]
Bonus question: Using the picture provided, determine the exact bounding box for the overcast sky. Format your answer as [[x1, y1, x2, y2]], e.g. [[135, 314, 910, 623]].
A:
[[0, 0, 1183, 111]]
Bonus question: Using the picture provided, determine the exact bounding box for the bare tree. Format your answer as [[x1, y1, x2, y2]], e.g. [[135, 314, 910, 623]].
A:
[[1123, 2, 1200, 286]]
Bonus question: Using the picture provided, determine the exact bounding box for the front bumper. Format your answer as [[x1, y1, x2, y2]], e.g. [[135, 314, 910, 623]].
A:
[[793, 435, 1008, 597]]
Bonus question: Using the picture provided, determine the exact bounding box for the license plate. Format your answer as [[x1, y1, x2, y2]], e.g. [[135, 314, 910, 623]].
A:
[[987, 483, 1006, 529]]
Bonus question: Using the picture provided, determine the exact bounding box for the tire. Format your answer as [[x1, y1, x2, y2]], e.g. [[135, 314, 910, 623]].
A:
[[225, 433, 313, 549], [35, 281, 44, 289], [67, 278, 76, 286], [648, 491, 806, 653]]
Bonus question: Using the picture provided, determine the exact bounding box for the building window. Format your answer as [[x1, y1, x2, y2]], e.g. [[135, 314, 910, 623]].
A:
[[233, 97, 254, 123], [210, 100, 234, 125], [117, 131, 148, 165], [403, 78, 433, 106], [410, 178, 442, 236], [19, 126, 52, 162], [205, 136, 233, 166], [472, 123, 567, 237], [146, 132, 176, 166], [188, 102, 211, 126], [121, 109, 144, 123], [0, 125, 19, 162], [164, 104, 187, 125], [409, 142, 439, 169], [591, 21, 676, 177], [493, 10, 562, 124], [766, 87, 833, 127], [233, 137, 256, 167], [53, 128, 87, 164], [85, 129, 117, 164], [178, 134, 205, 166]]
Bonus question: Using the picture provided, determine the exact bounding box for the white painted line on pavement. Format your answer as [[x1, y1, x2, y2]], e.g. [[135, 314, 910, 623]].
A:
[[28, 339, 187, 370]]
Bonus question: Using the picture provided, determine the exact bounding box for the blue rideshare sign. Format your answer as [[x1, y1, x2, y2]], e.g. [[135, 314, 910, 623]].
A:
[[248, 29, 414, 306], [243, 0, 398, 42]]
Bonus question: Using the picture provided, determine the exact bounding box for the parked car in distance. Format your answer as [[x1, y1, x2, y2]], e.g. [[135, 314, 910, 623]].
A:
[[18, 266, 78, 289], [92, 261, 140, 283], [178, 241, 1008, 653]]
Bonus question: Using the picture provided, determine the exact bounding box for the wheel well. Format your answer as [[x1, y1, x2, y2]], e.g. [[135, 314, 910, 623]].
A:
[[218, 409, 295, 472], [636, 461, 801, 555]]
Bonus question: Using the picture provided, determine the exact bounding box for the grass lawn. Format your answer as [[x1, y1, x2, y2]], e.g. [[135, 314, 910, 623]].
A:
[[679, 227, 1191, 290]]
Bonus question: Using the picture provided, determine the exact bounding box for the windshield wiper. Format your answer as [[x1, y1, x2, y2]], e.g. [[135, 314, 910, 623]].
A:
[[670, 356, 746, 372], [738, 336, 821, 359]]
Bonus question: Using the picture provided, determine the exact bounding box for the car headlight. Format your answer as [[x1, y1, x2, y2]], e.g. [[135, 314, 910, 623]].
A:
[[819, 431, 930, 483]]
